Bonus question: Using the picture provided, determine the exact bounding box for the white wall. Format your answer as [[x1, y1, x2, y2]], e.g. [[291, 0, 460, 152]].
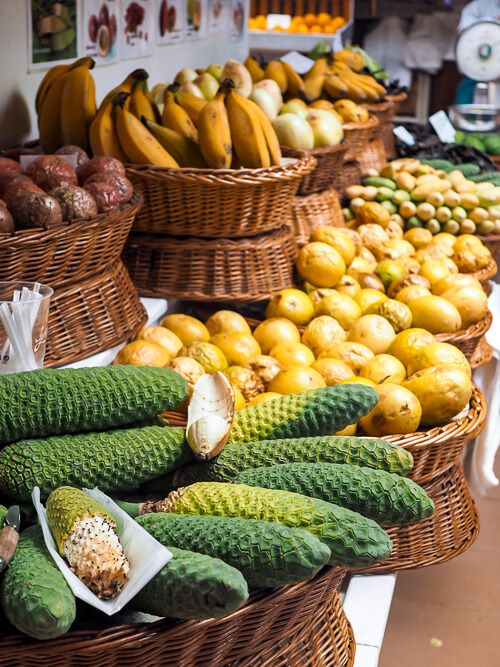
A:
[[0, 0, 248, 149]]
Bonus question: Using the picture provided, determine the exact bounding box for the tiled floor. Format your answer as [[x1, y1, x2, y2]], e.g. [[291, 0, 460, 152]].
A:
[[380, 450, 500, 666]]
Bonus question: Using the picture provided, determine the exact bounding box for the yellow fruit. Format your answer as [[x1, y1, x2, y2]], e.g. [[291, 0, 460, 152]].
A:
[[253, 318, 301, 354], [311, 358, 354, 385], [387, 328, 435, 367], [357, 224, 390, 254], [137, 326, 182, 358], [453, 234, 484, 254], [406, 342, 471, 377], [348, 315, 396, 354], [296, 242, 346, 288], [162, 314, 210, 345], [301, 316, 346, 356], [336, 275, 361, 298], [441, 286, 488, 328], [225, 365, 264, 401], [270, 342, 315, 367], [432, 273, 482, 296], [419, 259, 452, 286], [310, 227, 356, 265], [336, 423, 357, 435], [359, 383, 422, 436], [268, 364, 326, 394], [396, 285, 432, 304], [408, 296, 461, 334], [319, 341, 374, 374], [183, 341, 228, 373], [265, 289, 315, 326], [403, 227, 433, 248], [169, 356, 205, 395], [205, 310, 252, 336], [354, 288, 388, 315], [377, 299, 413, 333], [234, 387, 246, 410], [433, 232, 457, 248], [360, 354, 406, 384], [247, 392, 283, 406], [315, 292, 362, 330], [250, 355, 283, 385], [114, 340, 170, 367], [403, 365, 472, 425], [355, 202, 391, 228], [210, 332, 261, 366], [338, 376, 376, 387]]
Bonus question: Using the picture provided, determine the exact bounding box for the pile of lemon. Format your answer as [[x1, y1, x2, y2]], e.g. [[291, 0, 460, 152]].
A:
[[249, 13, 346, 34]]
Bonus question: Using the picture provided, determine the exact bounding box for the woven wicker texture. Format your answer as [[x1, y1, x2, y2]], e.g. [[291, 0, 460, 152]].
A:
[[0, 565, 346, 667], [362, 100, 397, 130], [287, 189, 344, 246], [0, 194, 142, 287], [357, 138, 387, 175], [332, 160, 362, 195], [437, 310, 492, 360], [355, 462, 479, 573], [126, 159, 316, 238], [477, 235, 500, 258], [472, 257, 498, 285], [123, 227, 298, 302], [342, 116, 379, 162], [469, 335, 493, 368], [44, 261, 147, 367], [281, 145, 347, 197]]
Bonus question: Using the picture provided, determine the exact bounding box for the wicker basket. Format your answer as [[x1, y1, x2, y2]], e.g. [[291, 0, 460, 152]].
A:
[[0, 194, 142, 287], [342, 116, 379, 162], [332, 160, 362, 195], [126, 158, 316, 238], [287, 189, 344, 246], [437, 310, 492, 361], [357, 137, 387, 175], [472, 257, 498, 285], [381, 93, 408, 158], [281, 145, 347, 197], [0, 565, 346, 667], [123, 227, 298, 302], [362, 100, 397, 129], [469, 336, 493, 368], [355, 462, 479, 573], [44, 260, 147, 367]]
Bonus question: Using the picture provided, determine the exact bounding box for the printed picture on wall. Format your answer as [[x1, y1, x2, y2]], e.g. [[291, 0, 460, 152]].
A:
[[28, 0, 78, 69], [186, 0, 207, 40], [81, 0, 119, 65], [208, 0, 230, 34], [157, 0, 186, 45], [230, 0, 244, 41], [120, 0, 154, 59]]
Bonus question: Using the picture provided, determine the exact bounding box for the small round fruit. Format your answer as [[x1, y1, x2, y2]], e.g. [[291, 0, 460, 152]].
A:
[[434, 232, 457, 248], [359, 383, 422, 436], [338, 376, 376, 387], [315, 292, 362, 330], [296, 242, 346, 287], [356, 273, 386, 292], [350, 197, 366, 212], [375, 259, 407, 288], [183, 341, 228, 372], [355, 201, 391, 228], [403, 365, 472, 425], [427, 192, 445, 208], [441, 285, 488, 328], [395, 285, 432, 304], [406, 342, 471, 377], [205, 310, 252, 336], [137, 326, 182, 358], [361, 354, 406, 384], [436, 206, 452, 223], [253, 318, 300, 354], [408, 296, 461, 334], [452, 206, 467, 222], [268, 364, 326, 394], [310, 226, 356, 265], [265, 288, 315, 326], [377, 299, 412, 333], [250, 354, 282, 385], [114, 340, 170, 367], [348, 314, 396, 354], [363, 186, 379, 201], [425, 219, 441, 235], [336, 275, 361, 298], [443, 220, 460, 235], [247, 392, 283, 406], [311, 358, 354, 385], [169, 356, 205, 391], [416, 202, 436, 221], [354, 288, 388, 315], [387, 328, 435, 367], [210, 332, 261, 366], [234, 388, 246, 410], [301, 316, 346, 356], [459, 219, 476, 235], [419, 259, 452, 286], [399, 201, 417, 219], [432, 273, 482, 296], [403, 227, 433, 248], [270, 342, 315, 367], [162, 314, 210, 345], [452, 234, 484, 253], [225, 365, 264, 401]]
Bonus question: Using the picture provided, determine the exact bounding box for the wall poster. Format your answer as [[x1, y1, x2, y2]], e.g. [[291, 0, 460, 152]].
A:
[[120, 0, 155, 59], [28, 0, 78, 70], [81, 0, 120, 65]]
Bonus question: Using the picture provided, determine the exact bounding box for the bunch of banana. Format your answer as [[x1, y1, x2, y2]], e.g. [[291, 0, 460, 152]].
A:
[[324, 60, 386, 102], [37, 57, 96, 153], [162, 85, 198, 142], [245, 55, 265, 83], [264, 59, 306, 99]]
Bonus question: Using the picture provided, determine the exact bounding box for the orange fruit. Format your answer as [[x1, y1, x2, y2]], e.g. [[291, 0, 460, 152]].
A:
[[310, 25, 322, 33], [114, 340, 170, 367], [270, 342, 315, 367], [296, 24, 308, 33], [304, 13, 317, 27], [210, 332, 261, 366], [255, 15, 267, 29], [317, 12, 331, 26]]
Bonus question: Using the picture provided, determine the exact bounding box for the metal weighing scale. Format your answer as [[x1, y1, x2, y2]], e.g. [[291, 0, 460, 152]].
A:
[[450, 19, 500, 131]]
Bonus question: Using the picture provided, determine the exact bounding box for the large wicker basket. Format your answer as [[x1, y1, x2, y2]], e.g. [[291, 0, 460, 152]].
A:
[[123, 227, 298, 302], [287, 188, 344, 246], [331, 160, 362, 196], [0, 565, 346, 667], [382, 92, 408, 158], [281, 144, 347, 197], [472, 257, 498, 286], [342, 116, 379, 162], [437, 310, 492, 361], [126, 158, 316, 238], [44, 260, 147, 367], [357, 138, 387, 175], [0, 194, 142, 287]]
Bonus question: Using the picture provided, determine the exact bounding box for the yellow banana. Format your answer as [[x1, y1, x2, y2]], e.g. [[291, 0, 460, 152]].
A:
[[197, 86, 232, 169], [142, 117, 206, 168], [35, 64, 69, 114], [305, 57, 331, 80], [61, 61, 97, 151], [162, 87, 198, 142], [175, 88, 207, 125], [264, 61, 288, 94], [244, 55, 265, 83], [225, 87, 270, 169], [324, 74, 350, 99], [129, 80, 157, 122], [88, 97, 127, 160], [246, 97, 281, 166], [334, 50, 364, 71], [303, 74, 326, 103], [281, 61, 305, 98], [114, 97, 179, 167]]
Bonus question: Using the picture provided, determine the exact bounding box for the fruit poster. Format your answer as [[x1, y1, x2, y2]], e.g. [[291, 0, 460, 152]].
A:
[[185, 0, 208, 40], [157, 0, 186, 44], [81, 0, 119, 65], [208, 0, 230, 34], [28, 0, 78, 69], [230, 0, 244, 41], [120, 0, 155, 59]]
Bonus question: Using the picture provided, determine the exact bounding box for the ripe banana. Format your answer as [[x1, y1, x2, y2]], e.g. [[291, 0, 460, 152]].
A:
[[35, 64, 68, 114], [175, 87, 207, 125], [197, 87, 232, 169], [114, 97, 179, 167], [324, 74, 350, 99], [303, 74, 326, 103], [88, 97, 127, 160], [246, 98, 281, 166], [142, 117, 206, 168], [162, 87, 198, 142], [282, 61, 305, 98], [129, 81, 157, 122], [264, 61, 288, 94], [305, 57, 331, 81], [61, 61, 97, 151], [99, 69, 149, 111], [244, 55, 265, 83], [225, 88, 270, 169]]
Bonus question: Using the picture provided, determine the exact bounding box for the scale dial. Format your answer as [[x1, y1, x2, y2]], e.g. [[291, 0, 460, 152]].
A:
[[455, 19, 500, 81]]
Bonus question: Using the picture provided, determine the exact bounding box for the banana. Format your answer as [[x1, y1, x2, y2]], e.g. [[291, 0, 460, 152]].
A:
[[99, 69, 149, 110], [264, 61, 288, 94], [197, 86, 232, 169], [142, 117, 206, 167], [324, 74, 350, 99], [281, 61, 306, 98], [129, 80, 157, 122], [303, 74, 326, 102], [114, 96, 179, 167], [88, 96, 127, 160], [35, 64, 69, 114], [246, 97, 281, 166], [334, 50, 364, 71], [244, 55, 265, 83], [176, 87, 207, 125], [305, 57, 331, 80], [60, 61, 97, 151], [225, 87, 270, 169], [162, 86, 198, 142]]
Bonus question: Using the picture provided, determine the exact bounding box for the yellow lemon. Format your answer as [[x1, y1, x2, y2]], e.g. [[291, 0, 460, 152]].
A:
[[408, 296, 461, 334], [441, 285, 488, 328], [387, 328, 435, 367], [183, 341, 228, 373], [354, 288, 388, 315], [137, 326, 182, 358], [406, 342, 471, 377]]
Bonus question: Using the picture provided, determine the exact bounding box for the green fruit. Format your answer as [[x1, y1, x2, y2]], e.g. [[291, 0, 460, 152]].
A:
[[362, 176, 397, 190], [443, 220, 460, 235], [406, 216, 424, 229], [463, 135, 485, 152], [375, 260, 407, 288], [392, 189, 411, 205], [381, 200, 398, 214], [377, 187, 395, 202], [451, 206, 467, 222], [425, 219, 441, 234], [484, 136, 500, 155], [343, 207, 354, 221]]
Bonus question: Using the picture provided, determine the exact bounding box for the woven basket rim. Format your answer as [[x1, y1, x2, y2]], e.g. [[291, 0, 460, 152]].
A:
[[385, 92, 408, 103], [127, 225, 294, 249], [281, 143, 348, 159], [472, 257, 498, 282], [342, 115, 379, 131], [0, 192, 143, 245], [436, 309, 492, 344], [361, 100, 396, 113]]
